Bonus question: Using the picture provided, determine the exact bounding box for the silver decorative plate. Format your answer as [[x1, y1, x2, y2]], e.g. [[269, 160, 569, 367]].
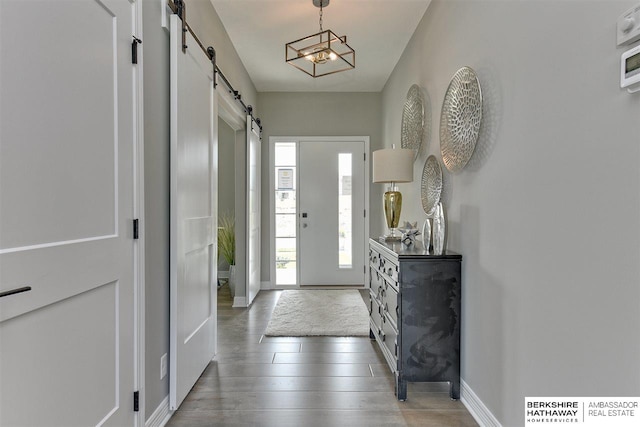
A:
[[401, 84, 424, 160], [421, 155, 442, 216], [440, 67, 483, 172]]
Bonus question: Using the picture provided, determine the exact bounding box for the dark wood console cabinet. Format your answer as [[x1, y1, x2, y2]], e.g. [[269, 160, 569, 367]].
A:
[[368, 238, 462, 401]]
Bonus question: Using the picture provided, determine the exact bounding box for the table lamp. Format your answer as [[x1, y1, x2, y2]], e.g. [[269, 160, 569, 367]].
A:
[[372, 146, 414, 242]]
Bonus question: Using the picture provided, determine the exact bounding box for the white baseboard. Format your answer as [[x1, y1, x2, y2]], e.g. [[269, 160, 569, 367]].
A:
[[232, 296, 247, 308], [461, 378, 501, 427], [145, 395, 172, 427]]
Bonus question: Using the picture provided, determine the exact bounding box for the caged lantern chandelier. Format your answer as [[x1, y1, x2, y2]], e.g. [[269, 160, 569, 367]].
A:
[[285, 0, 355, 78]]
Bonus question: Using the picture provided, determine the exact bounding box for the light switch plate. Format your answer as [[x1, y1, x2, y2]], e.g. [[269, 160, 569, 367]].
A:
[[618, 4, 640, 46]]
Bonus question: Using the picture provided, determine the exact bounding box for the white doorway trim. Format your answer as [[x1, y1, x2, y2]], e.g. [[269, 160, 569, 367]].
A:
[[133, 1, 145, 425], [217, 88, 250, 308], [218, 88, 245, 132], [246, 117, 261, 306], [268, 136, 370, 289]]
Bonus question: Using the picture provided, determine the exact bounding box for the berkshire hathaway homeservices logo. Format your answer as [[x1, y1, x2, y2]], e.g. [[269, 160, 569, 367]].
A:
[[525, 397, 639, 426]]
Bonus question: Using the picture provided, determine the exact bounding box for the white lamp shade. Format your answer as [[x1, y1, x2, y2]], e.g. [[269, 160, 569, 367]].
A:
[[372, 148, 414, 183]]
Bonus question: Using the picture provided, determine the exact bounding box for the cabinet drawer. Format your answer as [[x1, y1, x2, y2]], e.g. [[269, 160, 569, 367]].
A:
[[369, 293, 382, 332], [381, 313, 398, 366], [382, 281, 398, 327], [369, 269, 384, 300], [379, 254, 399, 283], [369, 247, 381, 270]]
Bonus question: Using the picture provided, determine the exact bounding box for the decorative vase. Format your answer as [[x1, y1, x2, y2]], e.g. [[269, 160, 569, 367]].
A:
[[432, 203, 445, 255], [228, 264, 237, 298], [422, 218, 431, 254]]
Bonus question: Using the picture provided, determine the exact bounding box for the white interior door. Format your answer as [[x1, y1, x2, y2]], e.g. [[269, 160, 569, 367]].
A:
[[246, 117, 261, 305], [0, 1, 138, 425], [299, 141, 366, 286], [169, 15, 217, 410]]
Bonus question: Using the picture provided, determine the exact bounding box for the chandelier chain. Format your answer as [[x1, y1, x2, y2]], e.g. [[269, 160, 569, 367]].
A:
[[319, 2, 323, 31]]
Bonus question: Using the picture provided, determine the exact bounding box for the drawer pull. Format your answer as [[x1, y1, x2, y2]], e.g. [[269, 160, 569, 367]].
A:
[[396, 305, 399, 317], [381, 333, 386, 342], [394, 343, 398, 356], [387, 267, 394, 277], [0, 286, 32, 298]]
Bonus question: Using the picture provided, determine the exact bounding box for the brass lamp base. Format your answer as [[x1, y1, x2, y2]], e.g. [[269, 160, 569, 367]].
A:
[[382, 190, 402, 242]]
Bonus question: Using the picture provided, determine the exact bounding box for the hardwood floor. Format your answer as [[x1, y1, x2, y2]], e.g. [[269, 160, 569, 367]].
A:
[[167, 286, 479, 427]]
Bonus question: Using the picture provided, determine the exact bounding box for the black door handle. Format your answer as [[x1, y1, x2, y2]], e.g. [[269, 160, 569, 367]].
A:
[[0, 286, 32, 298]]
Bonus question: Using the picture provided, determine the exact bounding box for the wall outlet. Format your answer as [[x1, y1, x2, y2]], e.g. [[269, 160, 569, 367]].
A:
[[160, 353, 168, 380]]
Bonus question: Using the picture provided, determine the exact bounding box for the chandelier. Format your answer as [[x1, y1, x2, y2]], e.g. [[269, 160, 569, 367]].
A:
[[285, 0, 355, 78]]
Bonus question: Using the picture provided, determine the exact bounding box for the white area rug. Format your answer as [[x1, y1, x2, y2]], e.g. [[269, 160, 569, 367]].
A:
[[265, 290, 370, 337]]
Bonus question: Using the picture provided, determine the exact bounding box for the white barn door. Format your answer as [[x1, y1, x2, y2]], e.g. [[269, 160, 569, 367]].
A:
[[246, 117, 261, 305], [169, 15, 218, 410], [0, 0, 139, 426]]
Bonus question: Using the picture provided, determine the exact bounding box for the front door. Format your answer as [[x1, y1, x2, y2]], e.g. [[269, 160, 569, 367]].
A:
[[0, 0, 138, 425], [299, 140, 367, 286]]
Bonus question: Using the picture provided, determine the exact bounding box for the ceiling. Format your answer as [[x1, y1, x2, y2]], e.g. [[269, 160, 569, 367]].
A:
[[210, 0, 432, 92]]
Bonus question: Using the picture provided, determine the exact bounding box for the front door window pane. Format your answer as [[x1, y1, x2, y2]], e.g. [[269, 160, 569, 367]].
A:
[[275, 238, 296, 285], [274, 143, 297, 285], [275, 214, 296, 238], [338, 153, 352, 269]]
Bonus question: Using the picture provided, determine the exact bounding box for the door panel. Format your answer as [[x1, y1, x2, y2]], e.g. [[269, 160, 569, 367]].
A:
[[299, 141, 366, 286], [170, 15, 217, 410], [0, 0, 119, 249], [1, 283, 120, 426], [0, 0, 137, 426]]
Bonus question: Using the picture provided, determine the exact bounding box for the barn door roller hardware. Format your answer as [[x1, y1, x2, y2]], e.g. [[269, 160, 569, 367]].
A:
[[167, 0, 262, 131]]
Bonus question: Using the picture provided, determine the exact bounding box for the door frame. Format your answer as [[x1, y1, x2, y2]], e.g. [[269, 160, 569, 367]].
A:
[[246, 117, 261, 305], [133, 1, 145, 425], [218, 87, 251, 308], [268, 136, 370, 289]]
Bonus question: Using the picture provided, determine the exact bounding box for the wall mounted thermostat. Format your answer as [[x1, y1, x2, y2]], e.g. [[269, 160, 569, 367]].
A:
[[617, 4, 640, 46], [621, 43, 640, 93]]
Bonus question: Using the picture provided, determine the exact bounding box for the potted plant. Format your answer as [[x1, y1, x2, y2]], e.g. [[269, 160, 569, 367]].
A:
[[218, 212, 236, 297]]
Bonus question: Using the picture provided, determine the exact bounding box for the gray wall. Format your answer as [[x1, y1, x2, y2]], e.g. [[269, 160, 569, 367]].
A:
[[382, 1, 640, 425], [142, 0, 170, 414], [256, 92, 383, 284], [142, 0, 257, 417], [218, 118, 236, 272]]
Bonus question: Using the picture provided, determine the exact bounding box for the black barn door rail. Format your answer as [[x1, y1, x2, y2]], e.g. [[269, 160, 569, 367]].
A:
[[167, 0, 262, 131]]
